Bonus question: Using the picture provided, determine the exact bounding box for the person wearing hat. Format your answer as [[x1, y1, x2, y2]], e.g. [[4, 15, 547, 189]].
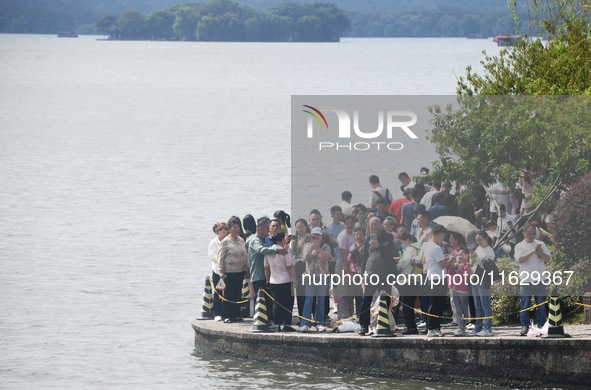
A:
[[300, 226, 332, 332]]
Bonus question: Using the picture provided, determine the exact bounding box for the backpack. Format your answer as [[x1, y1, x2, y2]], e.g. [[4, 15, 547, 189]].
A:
[[373, 188, 391, 201]]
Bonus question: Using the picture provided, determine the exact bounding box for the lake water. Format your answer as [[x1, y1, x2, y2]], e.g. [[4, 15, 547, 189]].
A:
[[0, 34, 502, 389]]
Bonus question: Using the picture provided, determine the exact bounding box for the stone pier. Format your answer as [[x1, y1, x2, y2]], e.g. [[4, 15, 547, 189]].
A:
[[193, 319, 591, 389]]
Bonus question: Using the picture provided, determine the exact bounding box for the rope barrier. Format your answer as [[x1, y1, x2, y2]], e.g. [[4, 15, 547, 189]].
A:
[[387, 291, 550, 321], [260, 287, 373, 325], [518, 299, 549, 313], [333, 315, 357, 325], [383, 291, 455, 320], [208, 277, 250, 305], [204, 278, 586, 324], [260, 288, 313, 324]]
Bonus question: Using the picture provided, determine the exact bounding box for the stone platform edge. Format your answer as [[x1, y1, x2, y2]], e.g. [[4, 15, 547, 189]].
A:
[[192, 320, 591, 389]]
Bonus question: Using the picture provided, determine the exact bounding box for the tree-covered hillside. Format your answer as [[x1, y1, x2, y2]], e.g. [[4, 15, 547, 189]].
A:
[[96, 0, 350, 42], [0, 0, 522, 36]]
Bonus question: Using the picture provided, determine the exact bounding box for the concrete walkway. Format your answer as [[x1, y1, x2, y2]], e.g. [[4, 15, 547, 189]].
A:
[[195, 316, 591, 339]]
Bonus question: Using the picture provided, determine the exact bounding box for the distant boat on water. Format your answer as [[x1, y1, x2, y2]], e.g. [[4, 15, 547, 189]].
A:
[[493, 34, 522, 46], [467, 33, 488, 39], [58, 32, 78, 38]]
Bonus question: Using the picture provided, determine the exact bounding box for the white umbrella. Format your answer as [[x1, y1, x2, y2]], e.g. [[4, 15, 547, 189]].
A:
[[434, 216, 479, 243]]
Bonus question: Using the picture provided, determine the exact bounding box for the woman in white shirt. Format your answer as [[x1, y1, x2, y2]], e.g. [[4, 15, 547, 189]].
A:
[[469, 230, 496, 337], [208, 222, 228, 321], [264, 232, 296, 331]]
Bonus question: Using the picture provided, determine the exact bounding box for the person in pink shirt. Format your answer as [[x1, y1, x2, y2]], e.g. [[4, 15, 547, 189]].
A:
[[448, 246, 472, 336], [264, 232, 296, 332]]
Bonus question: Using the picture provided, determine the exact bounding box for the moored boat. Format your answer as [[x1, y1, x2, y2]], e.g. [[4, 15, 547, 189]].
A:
[[493, 34, 522, 46]]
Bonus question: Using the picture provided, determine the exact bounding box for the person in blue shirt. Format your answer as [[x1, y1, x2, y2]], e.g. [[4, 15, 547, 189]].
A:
[[429, 192, 449, 220]]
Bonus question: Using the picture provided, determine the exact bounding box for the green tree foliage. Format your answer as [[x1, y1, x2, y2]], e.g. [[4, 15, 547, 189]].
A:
[[95, 15, 118, 34], [243, 12, 291, 42], [263, 2, 350, 41], [347, 4, 516, 37], [427, 0, 591, 215], [146, 10, 175, 39], [118, 10, 145, 39], [97, 0, 350, 42], [458, 2, 591, 95], [456, 0, 591, 317], [429, 96, 591, 197], [171, 4, 201, 41], [195, 0, 247, 41], [550, 173, 591, 263], [196, 12, 245, 41]]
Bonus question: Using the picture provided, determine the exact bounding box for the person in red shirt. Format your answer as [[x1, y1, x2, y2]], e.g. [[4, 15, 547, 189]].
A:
[[388, 187, 411, 222]]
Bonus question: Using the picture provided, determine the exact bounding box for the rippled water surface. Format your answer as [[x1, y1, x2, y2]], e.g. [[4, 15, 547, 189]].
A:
[[0, 34, 502, 389]]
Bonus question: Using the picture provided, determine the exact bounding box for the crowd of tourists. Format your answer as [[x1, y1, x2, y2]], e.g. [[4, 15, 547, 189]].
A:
[[207, 169, 552, 337]]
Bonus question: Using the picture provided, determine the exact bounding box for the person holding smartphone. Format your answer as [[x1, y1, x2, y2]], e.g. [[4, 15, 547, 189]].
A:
[[300, 227, 332, 333], [515, 223, 552, 336], [358, 217, 395, 335]]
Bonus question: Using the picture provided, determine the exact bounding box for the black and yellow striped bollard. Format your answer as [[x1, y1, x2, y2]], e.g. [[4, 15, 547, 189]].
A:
[[196, 276, 214, 320], [372, 291, 395, 337], [542, 291, 571, 338], [249, 288, 273, 333], [240, 277, 251, 318]]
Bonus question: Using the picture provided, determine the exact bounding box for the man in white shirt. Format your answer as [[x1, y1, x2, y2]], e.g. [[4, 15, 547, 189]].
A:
[[514, 223, 551, 336], [414, 210, 433, 247], [398, 171, 415, 192], [420, 180, 441, 210], [420, 224, 453, 337], [339, 190, 353, 216], [368, 175, 392, 210]]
